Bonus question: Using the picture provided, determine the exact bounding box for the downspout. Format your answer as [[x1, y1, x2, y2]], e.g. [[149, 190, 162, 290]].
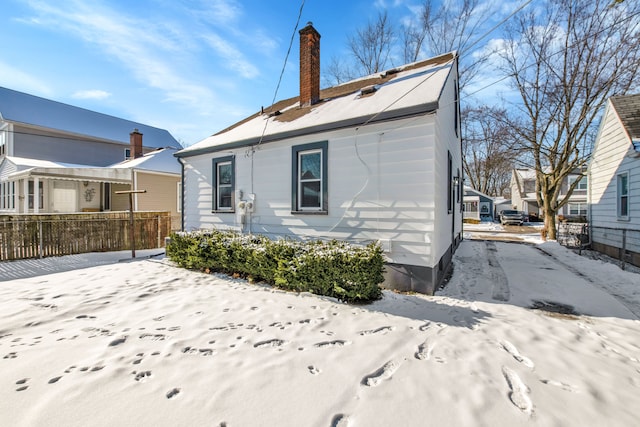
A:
[[178, 157, 185, 231]]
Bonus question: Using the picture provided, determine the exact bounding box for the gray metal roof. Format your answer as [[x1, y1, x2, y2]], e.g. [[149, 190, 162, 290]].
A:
[[610, 94, 640, 142], [0, 86, 181, 149]]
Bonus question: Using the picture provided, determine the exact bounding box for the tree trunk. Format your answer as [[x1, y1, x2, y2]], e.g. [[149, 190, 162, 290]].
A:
[[545, 204, 557, 240]]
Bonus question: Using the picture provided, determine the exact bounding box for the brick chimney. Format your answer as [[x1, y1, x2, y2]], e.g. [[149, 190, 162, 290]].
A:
[[130, 129, 143, 159], [299, 22, 320, 107]]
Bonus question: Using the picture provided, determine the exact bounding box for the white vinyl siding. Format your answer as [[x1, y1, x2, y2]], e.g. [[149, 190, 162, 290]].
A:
[[589, 99, 640, 257], [212, 156, 235, 212], [183, 118, 445, 268]]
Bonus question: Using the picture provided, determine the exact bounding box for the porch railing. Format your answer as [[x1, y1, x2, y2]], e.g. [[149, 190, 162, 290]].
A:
[[0, 211, 171, 262]]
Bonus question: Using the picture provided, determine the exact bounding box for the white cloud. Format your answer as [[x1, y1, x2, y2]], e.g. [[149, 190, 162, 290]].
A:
[[194, 0, 243, 26], [21, 0, 220, 112], [202, 33, 259, 79], [0, 61, 52, 96], [71, 89, 111, 100]]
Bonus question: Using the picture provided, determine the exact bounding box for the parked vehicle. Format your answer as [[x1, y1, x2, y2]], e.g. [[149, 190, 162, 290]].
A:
[[500, 210, 524, 226]]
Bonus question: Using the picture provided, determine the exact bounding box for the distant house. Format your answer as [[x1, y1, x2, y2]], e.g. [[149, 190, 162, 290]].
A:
[[175, 23, 463, 294], [510, 167, 587, 220], [462, 186, 494, 221], [0, 87, 181, 227], [588, 94, 640, 267]]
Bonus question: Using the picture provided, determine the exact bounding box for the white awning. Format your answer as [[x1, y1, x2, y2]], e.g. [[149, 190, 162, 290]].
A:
[[8, 167, 132, 183]]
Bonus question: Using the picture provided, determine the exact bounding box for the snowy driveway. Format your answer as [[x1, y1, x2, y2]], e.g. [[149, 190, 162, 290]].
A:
[[444, 240, 639, 320]]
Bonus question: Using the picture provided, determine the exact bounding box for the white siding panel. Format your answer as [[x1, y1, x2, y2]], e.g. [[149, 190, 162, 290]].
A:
[[590, 102, 640, 231], [0, 159, 17, 181], [183, 117, 443, 268]]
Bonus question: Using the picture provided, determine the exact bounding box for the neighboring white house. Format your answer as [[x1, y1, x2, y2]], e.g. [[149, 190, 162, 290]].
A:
[[462, 186, 494, 221], [175, 23, 463, 294], [589, 94, 640, 267], [0, 87, 181, 218], [510, 167, 587, 221]]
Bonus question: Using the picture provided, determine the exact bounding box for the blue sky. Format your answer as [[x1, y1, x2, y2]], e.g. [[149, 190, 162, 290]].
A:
[[0, 0, 520, 146]]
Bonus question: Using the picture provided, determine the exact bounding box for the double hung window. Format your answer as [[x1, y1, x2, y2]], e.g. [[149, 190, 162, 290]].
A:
[[617, 172, 629, 219], [213, 156, 235, 212], [292, 142, 327, 213]]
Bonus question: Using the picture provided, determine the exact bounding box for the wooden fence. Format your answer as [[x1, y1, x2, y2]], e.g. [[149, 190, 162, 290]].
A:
[[0, 212, 172, 261]]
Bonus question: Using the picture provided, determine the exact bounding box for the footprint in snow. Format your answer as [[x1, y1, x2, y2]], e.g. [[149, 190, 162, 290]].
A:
[[308, 365, 321, 375], [359, 326, 395, 336], [362, 359, 403, 387], [331, 413, 352, 427], [166, 388, 181, 399], [502, 366, 532, 414], [314, 340, 351, 348], [254, 339, 288, 349], [501, 341, 535, 369], [415, 339, 435, 361], [540, 378, 577, 392]]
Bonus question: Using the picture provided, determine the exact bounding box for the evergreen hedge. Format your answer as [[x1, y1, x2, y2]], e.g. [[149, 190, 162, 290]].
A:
[[166, 230, 384, 303]]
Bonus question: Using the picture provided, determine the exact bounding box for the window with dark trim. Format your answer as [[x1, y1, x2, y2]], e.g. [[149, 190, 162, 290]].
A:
[[292, 141, 328, 213], [447, 151, 453, 213], [212, 156, 235, 212], [617, 172, 629, 219]]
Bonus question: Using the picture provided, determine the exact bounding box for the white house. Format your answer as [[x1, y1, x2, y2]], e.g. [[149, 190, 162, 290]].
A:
[[0, 87, 181, 220], [175, 23, 463, 294], [510, 167, 587, 221], [589, 94, 640, 267]]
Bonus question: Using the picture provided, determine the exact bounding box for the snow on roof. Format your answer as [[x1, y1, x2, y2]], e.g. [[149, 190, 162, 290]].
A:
[[110, 147, 180, 174], [463, 185, 493, 199], [610, 94, 640, 145], [177, 52, 456, 157], [4, 156, 95, 170], [0, 86, 181, 149]]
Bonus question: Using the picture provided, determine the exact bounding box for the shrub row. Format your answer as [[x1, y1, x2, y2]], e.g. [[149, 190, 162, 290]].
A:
[[166, 230, 384, 303]]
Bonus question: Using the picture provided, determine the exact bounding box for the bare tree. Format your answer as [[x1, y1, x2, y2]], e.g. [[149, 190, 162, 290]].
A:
[[499, 0, 640, 239], [348, 10, 395, 75], [462, 106, 517, 197], [402, 0, 494, 92], [323, 56, 356, 86], [324, 11, 395, 85]]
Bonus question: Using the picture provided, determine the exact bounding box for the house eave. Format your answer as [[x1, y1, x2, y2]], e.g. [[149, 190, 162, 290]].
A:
[[175, 103, 438, 158]]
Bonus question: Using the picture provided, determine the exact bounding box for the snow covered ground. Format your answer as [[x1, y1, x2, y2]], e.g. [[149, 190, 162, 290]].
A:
[[1, 234, 639, 426]]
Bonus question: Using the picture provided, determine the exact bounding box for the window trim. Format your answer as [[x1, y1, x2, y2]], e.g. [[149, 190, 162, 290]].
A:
[[567, 175, 587, 191], [212, 155, 235, 213], [568, 202, 587, 216], [617, 171, 629, 220], [292, 141, 328, 214], [28, 179, 44, 210]]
